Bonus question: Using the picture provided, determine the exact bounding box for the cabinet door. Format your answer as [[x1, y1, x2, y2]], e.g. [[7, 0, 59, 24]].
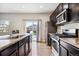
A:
[[57, 3, 63, 14], [60, 45, 68, 56], [24, 36, 31, 55], [69, 3, 79, 20], [25, 41, 28, 55], [28, 36, 30, 52], [19, 44, 25, 56], [69, 52, 74, 56], [0, 43, 17, 56], [10, 50, 17, 56]]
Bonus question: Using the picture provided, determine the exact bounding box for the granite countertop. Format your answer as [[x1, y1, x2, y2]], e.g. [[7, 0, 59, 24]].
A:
[[0, 33, 31, 51], [60, 38, 79, 48]]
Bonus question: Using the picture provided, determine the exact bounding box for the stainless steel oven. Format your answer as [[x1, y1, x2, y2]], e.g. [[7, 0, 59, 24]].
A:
[[50, 35, 59, 56]]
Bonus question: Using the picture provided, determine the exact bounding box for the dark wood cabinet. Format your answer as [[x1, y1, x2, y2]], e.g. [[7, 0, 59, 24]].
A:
[[47, 21, 57, 33], [69, 52, 76, 56], [0, 35, 31, 56], [49, 3, 79, 26], [50, 3, 64, 27], [28, 36, 31, 52], [25, 36, 31, 55], [59, 45, 68, 56], [19, 44, 25, 56], [47, 34, 52, 46], [49, 3, 71, 26], [25, 40, 28, 55], [0, 43, 18, 56], [69, 3, 79, 21], [10, 50, 18, 56], [60, 39, 79, 56], [50, 3, 63, 22], [57, 4, 63, 14], [18, 37, 25, 56], [18, 36, 31, 56]]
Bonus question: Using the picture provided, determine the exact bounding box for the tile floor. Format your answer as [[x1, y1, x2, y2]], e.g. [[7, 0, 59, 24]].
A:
[[28, 41, 53, 56]]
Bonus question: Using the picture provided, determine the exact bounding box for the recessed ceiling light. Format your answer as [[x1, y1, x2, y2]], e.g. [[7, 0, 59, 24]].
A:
[[40, 5, 43, 8]]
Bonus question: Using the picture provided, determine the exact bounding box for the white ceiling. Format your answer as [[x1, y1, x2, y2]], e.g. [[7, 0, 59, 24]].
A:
[[0, 3, 59, 13]]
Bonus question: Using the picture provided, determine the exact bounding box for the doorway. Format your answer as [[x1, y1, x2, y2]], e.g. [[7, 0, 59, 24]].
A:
[[24, 20, 42, 42]]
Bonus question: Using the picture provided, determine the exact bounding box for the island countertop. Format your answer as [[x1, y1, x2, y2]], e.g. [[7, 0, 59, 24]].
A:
[[0, 33, 31, 51], [60, 38, 79, 49]]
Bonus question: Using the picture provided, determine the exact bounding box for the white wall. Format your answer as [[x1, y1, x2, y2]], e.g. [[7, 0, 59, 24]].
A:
[[0, 13, 50, 42]]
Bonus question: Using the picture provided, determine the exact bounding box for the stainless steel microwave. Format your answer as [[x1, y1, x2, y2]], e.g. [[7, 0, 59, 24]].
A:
[[56, 9, 70, 25]]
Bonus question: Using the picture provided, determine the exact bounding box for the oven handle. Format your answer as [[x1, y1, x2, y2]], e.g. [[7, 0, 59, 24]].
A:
[[51, 38, 59, 43]]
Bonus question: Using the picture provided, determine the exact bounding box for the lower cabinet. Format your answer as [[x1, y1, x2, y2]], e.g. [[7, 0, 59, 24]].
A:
[[0, 43, 18, 56], [47, 34, 52, 46], [19, 36, 31, 56], [28, 36, 31, 52], [19, 44, 25, 56], [60, 40, 79, 56], [10, 50, 18, 56], [0, 35, 31, 56], [25, 36, 31, 55], [25, 41, 29, 55], [59, 45, 68, 56], [69, 52, 74, 56]]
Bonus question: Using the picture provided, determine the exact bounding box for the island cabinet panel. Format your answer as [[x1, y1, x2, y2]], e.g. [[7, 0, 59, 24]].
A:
[[0, 43, 18, 56], [18, 36, 31, 56], [28, 36, 31, 52], [60, 40, 79, 56], [24, 36, 31, 55], [10, 50, 18, 56], [59, 45, 68, 56], [0, 35, 31, 56], [68, 3, 79, 21], [19, 44, 25, 56]]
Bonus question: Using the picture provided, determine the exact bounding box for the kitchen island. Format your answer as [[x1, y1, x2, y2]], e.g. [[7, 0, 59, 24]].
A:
[[0, 33, 31, 56]]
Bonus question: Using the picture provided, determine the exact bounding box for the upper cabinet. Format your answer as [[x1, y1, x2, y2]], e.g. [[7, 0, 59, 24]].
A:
[[50, 3, 79, 26], [50, 3, 63, 25], [50, 3, 70, 26], [57, 4, 63, 14], [69, 3, 79, 21]]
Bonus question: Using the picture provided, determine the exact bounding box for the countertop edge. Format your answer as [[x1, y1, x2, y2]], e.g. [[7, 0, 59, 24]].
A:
[[0, 34, 31, 52]]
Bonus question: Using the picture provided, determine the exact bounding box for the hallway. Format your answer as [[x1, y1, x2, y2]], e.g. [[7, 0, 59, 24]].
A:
[[28, 41, 53, 56]]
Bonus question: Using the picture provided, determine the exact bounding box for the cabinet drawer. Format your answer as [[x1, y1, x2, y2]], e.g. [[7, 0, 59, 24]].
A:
[[60, 40, 79, 56], [1, 43, 17, 56]]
